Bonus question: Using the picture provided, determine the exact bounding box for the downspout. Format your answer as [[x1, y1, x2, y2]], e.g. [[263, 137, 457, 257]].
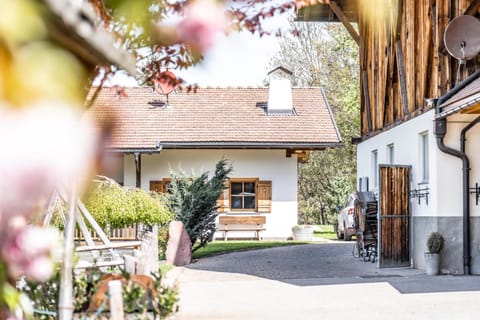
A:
[[435, 72, 480, 275], [435, 118, 470, 275]]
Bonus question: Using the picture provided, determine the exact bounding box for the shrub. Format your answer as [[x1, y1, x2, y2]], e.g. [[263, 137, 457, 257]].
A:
[[20, 267, 179, 319], [427, 232, 445, 254], [83, 176, 173, 229], [158, 225, 170, 260], [166, 159, 232, 252]]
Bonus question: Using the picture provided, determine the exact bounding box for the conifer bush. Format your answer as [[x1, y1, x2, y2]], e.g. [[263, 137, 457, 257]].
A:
[[166, 159, 232, 252]]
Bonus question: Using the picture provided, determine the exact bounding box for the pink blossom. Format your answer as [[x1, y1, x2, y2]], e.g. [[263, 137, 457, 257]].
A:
[[18, 224, 60, 257], [177, 0, 227, 52], [0, 102, 97, 232], [25, 256, 54, 282], [1, 223, 60, 281]]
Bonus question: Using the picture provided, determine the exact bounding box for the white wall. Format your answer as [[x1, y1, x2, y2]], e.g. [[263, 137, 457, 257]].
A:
[[440, 113, 480, 217], [124, 149, 298, 238], [357, 110, 480, 218], [357, 110, 437, 217]]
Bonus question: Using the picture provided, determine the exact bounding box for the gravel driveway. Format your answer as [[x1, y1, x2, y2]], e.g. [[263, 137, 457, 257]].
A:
[[173, 242, 480, 320], [185, 242, 422, 285]]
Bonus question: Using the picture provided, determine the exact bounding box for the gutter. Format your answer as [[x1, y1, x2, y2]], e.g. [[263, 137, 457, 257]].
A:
[[106, 144, 163, 154], [435, 74, 480, 275], [157, 142, 342, 149]]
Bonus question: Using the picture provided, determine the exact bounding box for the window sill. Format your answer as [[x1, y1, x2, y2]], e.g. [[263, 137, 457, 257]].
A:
[[225, 212, 259, 215]]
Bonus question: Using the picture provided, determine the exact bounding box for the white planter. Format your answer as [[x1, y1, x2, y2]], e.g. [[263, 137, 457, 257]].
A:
[[424, 252, 440, 275], [292, 226, 314, 241]]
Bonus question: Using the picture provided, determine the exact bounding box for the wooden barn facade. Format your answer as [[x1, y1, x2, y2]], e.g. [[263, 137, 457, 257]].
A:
[[298, 0, 480, 274]]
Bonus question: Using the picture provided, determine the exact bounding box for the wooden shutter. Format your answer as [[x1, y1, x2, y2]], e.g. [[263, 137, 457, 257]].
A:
[[216, 182, 230, 212], [150, 180, 165, 193], [257, 180, 272, 213]]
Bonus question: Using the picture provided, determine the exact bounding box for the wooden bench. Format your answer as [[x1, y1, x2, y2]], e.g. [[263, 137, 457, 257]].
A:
[[217, 216, 266, 240]]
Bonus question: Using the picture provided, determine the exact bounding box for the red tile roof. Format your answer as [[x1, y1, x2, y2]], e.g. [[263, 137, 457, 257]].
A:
[[88, 86, 341, 151]]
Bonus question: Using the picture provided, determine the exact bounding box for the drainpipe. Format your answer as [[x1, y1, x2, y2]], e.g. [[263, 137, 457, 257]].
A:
[[434, 118, 470, 274], [435, 72, 480, 274]]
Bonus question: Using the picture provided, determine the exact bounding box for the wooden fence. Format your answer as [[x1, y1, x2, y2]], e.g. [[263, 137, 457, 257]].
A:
[[74, 225, 137, 241]]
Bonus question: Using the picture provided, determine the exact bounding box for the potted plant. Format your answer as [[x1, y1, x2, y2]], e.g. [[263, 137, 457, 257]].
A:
[[292, 225, 314, 241], [424, 231, 444, 275]]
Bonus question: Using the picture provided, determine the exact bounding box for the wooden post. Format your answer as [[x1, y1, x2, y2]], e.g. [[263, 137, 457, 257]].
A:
[[58, 183, 76, 320], [108, 280, 124, 320], [134, 152, 141, 189]]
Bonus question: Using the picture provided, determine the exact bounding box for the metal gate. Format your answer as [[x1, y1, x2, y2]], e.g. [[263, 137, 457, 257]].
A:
[[378, 165, 411, 268]]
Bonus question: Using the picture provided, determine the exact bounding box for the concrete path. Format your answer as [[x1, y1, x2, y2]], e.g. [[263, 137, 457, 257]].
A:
[[173, 242, 480, 320]]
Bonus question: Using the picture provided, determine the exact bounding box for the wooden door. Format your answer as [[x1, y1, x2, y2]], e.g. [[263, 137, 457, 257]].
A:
[[379, 165, 411, 268]]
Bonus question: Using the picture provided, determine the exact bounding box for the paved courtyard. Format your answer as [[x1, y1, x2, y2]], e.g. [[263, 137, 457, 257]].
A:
[[173, 242, 480, 320]]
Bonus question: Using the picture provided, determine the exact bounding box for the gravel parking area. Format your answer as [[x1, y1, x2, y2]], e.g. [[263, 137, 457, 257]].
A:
[[173, 242, 480, 320]]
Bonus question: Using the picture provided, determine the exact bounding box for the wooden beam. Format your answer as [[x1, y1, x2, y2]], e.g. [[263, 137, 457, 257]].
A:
[[464, 0, 480, 15], [396, 40, 410, 116], [362, 70, 373, 132], [329, 1, 360, 45]]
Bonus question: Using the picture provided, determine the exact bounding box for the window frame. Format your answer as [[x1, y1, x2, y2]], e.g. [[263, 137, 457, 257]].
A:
[[229, 178, 259, 212], [420, 131, 429, 183], [371, 149, 378, 189], [387, 143, 394, 164]]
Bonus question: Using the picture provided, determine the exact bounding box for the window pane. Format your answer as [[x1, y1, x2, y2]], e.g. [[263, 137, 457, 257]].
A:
[[231, 182, 242, 195], [422, 134, 429, 182], [231, 196, 242, 209], [244, 196, 256, 209], [244, 182, 256, 194]]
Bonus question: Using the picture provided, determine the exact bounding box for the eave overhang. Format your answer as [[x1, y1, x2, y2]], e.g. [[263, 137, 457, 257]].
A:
[[107, 141, 341, 152]]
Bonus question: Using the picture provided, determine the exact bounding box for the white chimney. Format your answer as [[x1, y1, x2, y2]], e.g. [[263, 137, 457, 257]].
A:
[[267, 79, 293, 113]]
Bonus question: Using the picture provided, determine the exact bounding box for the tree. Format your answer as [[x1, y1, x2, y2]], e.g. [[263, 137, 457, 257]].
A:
[[166, 159, 232, 253], [270, 22, 360, 224]]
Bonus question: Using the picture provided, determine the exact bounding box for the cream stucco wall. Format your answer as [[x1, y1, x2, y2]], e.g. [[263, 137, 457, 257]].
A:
[[123, 149, 298, 238]]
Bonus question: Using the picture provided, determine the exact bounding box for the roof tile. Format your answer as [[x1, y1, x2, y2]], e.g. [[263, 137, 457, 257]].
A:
[[87, 86, 341, 150]]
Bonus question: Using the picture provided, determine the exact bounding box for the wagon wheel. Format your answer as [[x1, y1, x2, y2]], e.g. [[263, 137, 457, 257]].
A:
[[354, 232, 364, 259]]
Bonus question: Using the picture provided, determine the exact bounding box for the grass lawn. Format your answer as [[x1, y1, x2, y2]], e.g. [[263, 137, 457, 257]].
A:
[[313, 224, 338, 240], [192, 240, 309, 259]]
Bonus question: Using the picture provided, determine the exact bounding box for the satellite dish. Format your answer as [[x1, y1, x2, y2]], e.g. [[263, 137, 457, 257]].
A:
[[444, 15, 480, 62], [154, 70, 177, 95]]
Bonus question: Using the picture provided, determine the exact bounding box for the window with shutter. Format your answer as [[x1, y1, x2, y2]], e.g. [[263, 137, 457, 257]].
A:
[[150, 180, 164, 193], [216, 178, 272, 213], [149, 179, 171, 193], [229, 178, 258, 211], [216, 183, 230, 212], [257, 180, 272, 213]]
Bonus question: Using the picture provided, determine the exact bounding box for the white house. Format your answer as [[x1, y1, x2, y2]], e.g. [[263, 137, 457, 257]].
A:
[[89, 83, 340, 239]]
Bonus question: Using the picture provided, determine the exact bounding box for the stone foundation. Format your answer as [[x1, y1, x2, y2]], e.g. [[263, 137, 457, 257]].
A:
[[412, 216, 480, 274]]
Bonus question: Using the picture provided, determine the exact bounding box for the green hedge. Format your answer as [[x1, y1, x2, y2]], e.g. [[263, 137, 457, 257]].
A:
[[83, 177, 173, 229]]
